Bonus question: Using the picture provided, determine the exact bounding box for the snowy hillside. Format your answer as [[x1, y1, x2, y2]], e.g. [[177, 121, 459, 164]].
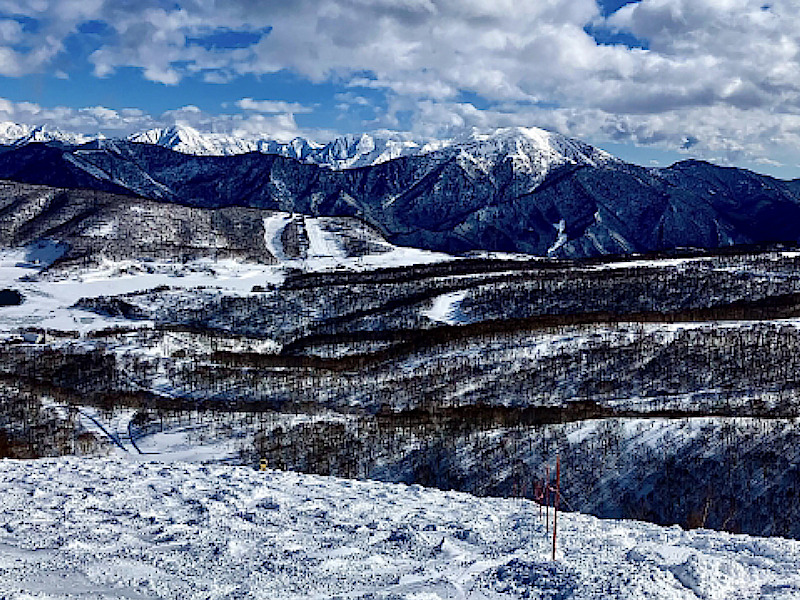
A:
[[1, 457, 799, 600], [0, 195, 452, 336]]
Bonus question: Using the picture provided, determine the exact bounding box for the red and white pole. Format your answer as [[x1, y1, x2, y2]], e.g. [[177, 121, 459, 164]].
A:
[[552, 454, 560, 561], [545, 464, 550, 535]]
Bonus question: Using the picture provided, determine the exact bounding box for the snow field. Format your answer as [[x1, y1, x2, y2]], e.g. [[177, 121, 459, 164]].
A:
[[262, 212, 294, 261], [2, 457, 800, 599], [304, 217, 346, 261], [547, 219, 567, 256]]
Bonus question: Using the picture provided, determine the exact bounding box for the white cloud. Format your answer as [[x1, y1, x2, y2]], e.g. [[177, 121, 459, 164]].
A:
[[0, 18, 22, 44], [156, 104, 307, 141], [0, 96, 335, 143], [0, 46, 24, 76], [334, 92, 374, 114], [0, 0, 799, 168], [236, 98, 312, 114], [334, 92, 371, 107]]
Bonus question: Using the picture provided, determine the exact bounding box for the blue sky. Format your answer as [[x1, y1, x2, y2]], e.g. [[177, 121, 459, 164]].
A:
[[1, 0, 799, 178]]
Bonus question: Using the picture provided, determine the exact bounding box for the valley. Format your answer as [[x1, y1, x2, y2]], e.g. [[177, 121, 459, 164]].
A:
[[2, 177, 800, 539]]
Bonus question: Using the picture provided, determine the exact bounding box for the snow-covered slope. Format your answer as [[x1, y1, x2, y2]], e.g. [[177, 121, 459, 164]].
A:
[[0, 181, 454, 336], [261, 212, 449, 270], [1, 457, 799, 600], [0, 122, 31, 144]]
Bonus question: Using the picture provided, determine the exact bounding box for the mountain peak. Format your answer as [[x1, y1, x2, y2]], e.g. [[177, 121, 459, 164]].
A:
[[129, 125, 208, 150], [425, 126, 615, 178]]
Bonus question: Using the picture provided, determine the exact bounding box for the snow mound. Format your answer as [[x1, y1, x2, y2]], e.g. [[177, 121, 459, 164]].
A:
[[671, 553, 747, 600], [1, 457, 800, 599]]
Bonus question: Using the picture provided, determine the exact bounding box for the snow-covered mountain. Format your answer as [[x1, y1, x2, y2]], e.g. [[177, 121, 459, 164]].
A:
[[129, 125, 268, 156], [433, 126, 615, 174], [1, 121, 614, 174], [128, 125, 321, 162], [305, 131, 429, 169], [5, 180, 800, 544], [2, 121, 800, 258], [128, 125, 619, 175], [124, 126, 437, 168], [0, 121, 93, 147], [125, 125, 616, 175]]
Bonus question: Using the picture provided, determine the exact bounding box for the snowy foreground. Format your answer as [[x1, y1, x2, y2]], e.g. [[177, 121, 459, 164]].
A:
[[2, 458, 800, 599]]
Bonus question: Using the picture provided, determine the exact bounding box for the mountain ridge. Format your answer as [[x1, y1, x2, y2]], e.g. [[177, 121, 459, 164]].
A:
[[1, 121, 619, 173], [2, 124, 800, 258]]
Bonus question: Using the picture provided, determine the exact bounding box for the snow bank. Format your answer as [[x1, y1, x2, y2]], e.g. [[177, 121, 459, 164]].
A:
[[1, 457, 799, 599]]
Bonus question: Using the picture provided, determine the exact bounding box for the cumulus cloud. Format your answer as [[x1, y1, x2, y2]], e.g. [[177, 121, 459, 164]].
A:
[[159, 103, 312, 141], [0, 97, 318, 142], [605, 0, 800, 111], [0, 98, 157, 134], [236, 98, 312, 114], [0, 18, 22, 44], [334, 92, 374, 114], [1, 0, 800, 168], [0, 0, 604, 92]]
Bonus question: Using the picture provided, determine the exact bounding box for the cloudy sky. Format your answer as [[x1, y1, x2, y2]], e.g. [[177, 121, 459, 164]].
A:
[[1, 0, 799, 177]]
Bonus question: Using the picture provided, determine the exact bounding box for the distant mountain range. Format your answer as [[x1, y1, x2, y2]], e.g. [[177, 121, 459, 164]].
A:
[[1, 122, 799, 258], [0, 122, 94, 148], [0, 121, 611, 171]]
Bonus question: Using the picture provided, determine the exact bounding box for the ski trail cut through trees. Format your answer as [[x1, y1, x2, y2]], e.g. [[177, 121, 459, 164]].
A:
[[262, 212, 294, 261], [304, 218, 346, 261]]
